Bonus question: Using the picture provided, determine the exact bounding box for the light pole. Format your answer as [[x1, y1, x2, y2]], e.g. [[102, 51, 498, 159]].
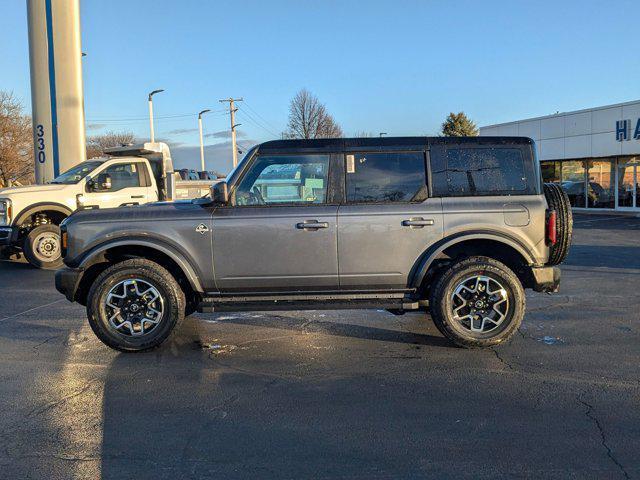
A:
[[148, 89, 164, 142], [379, 132, 387, 137], [198, 109, 211, 171]]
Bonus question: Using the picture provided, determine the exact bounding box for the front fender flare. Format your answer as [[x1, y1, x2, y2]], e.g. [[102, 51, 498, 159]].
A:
[[409, 231, 536, 290], [14, 202, 73, 226], [78, 239, 204, 293]]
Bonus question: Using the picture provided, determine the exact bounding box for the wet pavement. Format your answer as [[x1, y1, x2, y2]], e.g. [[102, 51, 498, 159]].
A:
[[0, 213, 638, 479]]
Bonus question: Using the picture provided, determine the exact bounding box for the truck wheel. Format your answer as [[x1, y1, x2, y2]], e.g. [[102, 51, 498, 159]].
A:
[[543, 183, 573, 265], [23, 224, 64, 269], [429, 256, 525, 348], [86, 258, 185, 352]]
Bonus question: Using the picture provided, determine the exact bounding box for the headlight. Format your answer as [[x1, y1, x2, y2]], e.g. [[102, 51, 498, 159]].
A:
[[0, 199, 11, 226]]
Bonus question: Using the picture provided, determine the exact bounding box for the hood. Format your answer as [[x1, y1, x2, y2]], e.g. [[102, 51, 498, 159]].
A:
[[67, 200, 206, 225], [0, 183, 71, 196]]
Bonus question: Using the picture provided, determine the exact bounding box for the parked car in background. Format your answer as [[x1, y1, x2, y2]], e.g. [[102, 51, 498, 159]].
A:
[[0, 143, 211, 269]]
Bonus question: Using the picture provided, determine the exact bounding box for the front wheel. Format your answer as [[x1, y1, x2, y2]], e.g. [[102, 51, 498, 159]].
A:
[[23, 224, 64, 269], [86, 258, 185, 352], [429, 256, 525, 348]]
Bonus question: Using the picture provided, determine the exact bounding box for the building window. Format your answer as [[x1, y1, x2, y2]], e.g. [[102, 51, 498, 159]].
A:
[[541, 161, 561, 183], [586, 160, 615, 208], [560, 161, 587, 208]]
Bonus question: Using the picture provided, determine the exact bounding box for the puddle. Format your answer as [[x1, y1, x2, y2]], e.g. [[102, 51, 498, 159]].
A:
[[538, 335, 564, 345], [197, 342, 238, 355]]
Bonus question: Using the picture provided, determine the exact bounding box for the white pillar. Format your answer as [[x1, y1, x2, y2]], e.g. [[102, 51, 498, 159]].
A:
[[27, 0, 86, 183]]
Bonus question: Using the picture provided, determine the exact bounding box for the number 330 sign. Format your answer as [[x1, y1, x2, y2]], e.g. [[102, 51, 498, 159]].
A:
[[36, 124, 46, 164]]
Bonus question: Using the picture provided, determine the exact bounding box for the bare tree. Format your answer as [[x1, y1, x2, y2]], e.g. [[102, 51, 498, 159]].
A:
[[284, 89, 343, 139], [86, 130, 136, 159], [0, 91, 33, 187]]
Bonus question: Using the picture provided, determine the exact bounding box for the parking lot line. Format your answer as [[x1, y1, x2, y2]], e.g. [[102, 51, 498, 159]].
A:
[[0, 299, 65, 323]]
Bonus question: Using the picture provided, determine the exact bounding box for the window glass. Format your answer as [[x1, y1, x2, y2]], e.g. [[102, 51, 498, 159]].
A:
[[433, 147, 531, 196], [102, 162, 143, 191], [587, 160, 615, 208], [233, 154, 329, 206], [345, 152, 427, 203], [560, 161, 586, 207], [51, 161, 102, 184], [541, 161, 561, 183]]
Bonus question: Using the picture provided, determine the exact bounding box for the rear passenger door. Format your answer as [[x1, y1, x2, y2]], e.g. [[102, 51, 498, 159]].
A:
[[337, 150, 443, 290]]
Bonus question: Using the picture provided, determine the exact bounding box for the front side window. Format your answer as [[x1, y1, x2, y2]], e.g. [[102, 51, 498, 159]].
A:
[[232, 154, 330, 206], [345, 152, 427, 203], [101, 162, 144, 191], [431, 146, 535, 196]]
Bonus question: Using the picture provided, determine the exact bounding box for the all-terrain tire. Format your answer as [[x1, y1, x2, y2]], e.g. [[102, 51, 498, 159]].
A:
[[429, 256, 525, 348], [23, 224, 64, 269], [86, 258, 185, 352], [543, 182, 573, 265]]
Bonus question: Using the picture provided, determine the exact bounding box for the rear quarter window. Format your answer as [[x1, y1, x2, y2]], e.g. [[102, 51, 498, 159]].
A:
[[430, 145, 537, 196]]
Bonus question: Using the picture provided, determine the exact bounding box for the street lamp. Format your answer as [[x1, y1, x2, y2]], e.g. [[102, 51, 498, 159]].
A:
[[148, 89, 164, 142], [198, 109, 211, 171], [379, 132, 387, 137]]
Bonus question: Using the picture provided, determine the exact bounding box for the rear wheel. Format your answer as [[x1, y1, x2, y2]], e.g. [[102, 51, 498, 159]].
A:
[[544, 182, 573, 265], [87, 258, 185, 352], [429, 256, 525, 348], [23, 224, 63, 269]]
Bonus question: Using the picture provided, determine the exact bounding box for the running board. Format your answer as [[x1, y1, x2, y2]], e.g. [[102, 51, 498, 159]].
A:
[[198, 293, 420, 313]]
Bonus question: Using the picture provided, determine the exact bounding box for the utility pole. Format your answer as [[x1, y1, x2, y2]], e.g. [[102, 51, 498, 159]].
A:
[[148, 89, 164, 142], [219, 97, 243, 168], [198, 109, 211, 171]]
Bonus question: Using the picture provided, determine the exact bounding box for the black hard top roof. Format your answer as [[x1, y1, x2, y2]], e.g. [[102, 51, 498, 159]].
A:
[[257, 136, 534, 152]]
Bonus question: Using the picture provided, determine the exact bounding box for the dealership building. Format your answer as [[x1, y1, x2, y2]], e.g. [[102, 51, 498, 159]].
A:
[[480, 99, 640, 213]]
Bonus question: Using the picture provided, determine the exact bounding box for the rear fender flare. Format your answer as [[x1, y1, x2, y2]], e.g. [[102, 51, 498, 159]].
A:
[[409, 231, 536, 289]]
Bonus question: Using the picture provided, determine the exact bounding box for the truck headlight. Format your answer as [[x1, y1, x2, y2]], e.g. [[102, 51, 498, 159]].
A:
[[0, 199, 11, 226]]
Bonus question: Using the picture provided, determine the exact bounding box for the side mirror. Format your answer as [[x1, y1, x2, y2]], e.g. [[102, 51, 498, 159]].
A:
[[93, 173, 112, 191], [210, 181, 228, 204]]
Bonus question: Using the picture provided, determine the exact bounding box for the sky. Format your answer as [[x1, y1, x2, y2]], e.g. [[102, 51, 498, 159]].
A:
[[2, 0, 639, 174]]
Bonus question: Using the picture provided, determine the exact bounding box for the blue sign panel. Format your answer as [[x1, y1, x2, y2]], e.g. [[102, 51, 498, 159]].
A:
[[617, 119, 640, 141]]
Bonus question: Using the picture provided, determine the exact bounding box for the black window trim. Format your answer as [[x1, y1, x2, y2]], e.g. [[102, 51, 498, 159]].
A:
[[342, 149, 430, 205]]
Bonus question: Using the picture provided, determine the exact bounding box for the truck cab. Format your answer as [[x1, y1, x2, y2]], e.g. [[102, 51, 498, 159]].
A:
[[0, 142, 174, 269]]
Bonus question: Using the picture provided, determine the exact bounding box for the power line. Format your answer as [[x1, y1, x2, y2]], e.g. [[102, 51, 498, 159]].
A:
[[241, 100, 281, 133], [236, 107, 279, 137], [87, 110, 227, 122]]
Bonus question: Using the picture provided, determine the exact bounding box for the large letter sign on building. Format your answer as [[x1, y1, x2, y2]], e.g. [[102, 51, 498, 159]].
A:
[[616, 119, 640, 142], [27, 0, 86, 184]]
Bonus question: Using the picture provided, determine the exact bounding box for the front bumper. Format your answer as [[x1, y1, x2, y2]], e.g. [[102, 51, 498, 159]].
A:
[[0, 226, 18, 246], [55, 266, 84, 302], [530, 265, 561, 293]]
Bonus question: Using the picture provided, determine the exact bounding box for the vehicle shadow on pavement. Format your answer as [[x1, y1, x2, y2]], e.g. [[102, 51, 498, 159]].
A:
[[217, 312, 453, 348]]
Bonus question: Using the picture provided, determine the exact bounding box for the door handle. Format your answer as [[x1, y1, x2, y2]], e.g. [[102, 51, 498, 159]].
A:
[[402, 218, 435, 228], [296, 220, 329, 230], [131, 195, 145, 199]]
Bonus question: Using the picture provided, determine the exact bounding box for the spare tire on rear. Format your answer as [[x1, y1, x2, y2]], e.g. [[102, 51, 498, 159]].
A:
[[543, 183, 573, 265]]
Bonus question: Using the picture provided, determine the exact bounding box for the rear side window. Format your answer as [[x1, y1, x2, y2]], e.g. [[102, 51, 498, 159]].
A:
[[430, 146, 536, 196], [345, 152, 427, 203]]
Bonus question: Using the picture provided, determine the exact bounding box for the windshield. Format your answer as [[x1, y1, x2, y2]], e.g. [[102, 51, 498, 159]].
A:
[[50, 161, 103, 184]]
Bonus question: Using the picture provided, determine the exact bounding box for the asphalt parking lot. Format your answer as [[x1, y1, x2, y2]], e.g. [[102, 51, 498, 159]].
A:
[[0, 213, 638, 479]]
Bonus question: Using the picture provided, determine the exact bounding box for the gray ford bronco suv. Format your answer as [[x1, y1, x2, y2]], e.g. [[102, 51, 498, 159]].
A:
[[55, 137, 572, 352]]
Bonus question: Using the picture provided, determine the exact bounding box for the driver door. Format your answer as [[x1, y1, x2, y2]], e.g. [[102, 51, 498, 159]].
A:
[[211, 153, 339, 292], [83, 161, 152, 209]]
